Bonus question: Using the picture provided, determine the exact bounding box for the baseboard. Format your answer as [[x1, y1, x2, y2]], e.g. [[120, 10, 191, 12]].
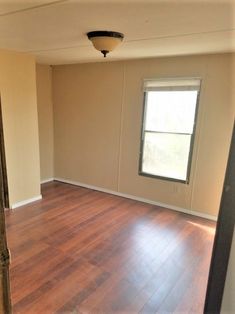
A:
[[41, 178, 54, 184], [54, 177, 217, 221], [11, 195, 42, 209]]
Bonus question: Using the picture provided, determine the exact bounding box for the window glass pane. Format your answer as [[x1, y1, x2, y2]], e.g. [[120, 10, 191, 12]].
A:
[[142, 132, 191, 181], [145, 91, 197, 134]]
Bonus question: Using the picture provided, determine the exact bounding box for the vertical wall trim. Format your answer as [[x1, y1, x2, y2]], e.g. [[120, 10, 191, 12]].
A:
[[50, 65, 55, 180], [51, 65, 56, 179], [190, 57, 209, 210], [117, 62, 126, 192]]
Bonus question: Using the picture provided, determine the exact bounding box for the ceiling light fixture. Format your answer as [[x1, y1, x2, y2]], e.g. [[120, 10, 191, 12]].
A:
[[87, 31, 124, 58]]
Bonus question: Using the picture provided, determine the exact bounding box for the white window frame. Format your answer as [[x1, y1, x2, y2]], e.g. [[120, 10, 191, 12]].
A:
[[139, 77, 201, 184]]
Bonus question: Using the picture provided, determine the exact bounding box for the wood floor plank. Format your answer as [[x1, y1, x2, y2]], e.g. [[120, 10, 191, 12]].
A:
[[5, 181, 216, 313]]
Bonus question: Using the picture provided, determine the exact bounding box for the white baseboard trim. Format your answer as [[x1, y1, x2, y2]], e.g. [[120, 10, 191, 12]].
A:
[[41, 178, 54, 184], [11, 195, 42, 209], [54, 177, 217, 221]]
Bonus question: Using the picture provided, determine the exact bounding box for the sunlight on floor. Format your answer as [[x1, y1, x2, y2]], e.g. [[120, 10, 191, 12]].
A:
[[187, 221, 216, 236]]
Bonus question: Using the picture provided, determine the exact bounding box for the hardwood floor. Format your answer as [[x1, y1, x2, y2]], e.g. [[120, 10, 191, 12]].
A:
[[5, 181, 216, 313]]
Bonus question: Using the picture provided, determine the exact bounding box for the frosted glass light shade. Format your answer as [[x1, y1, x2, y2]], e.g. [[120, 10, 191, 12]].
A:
[[87, 31, 124, 57]]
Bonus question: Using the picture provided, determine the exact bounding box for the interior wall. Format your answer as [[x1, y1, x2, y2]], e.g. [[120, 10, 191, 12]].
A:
[[36, 64, 54, 182], [222, 228, 235, 313], [0, 49, 41, 208], [52, 53, 235, 218], [53, 62, 123, 189]]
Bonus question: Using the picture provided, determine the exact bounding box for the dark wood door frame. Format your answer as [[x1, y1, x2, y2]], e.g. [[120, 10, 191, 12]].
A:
[[0, 202, 11, 313], [204, 123, 235, 313], [0, 98, 9, 209], [0, 96, 11, 313]]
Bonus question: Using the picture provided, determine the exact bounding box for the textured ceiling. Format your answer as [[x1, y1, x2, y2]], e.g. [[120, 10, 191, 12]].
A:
[[0, 0, 234, 64]]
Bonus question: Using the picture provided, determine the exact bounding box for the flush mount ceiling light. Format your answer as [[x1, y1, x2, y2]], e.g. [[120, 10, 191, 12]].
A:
[[87, 31, 124, 58]]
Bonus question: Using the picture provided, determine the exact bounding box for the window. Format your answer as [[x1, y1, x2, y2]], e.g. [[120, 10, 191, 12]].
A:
[[139, 78, 201, 183]]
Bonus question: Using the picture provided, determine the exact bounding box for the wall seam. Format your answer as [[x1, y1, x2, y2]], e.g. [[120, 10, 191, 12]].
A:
[[117, 62, 126, 192], [51, 65, 56, 179], [50, 65, 55, 179]]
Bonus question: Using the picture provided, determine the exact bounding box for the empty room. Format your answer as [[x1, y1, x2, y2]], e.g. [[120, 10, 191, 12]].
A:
[[0, 0, 235, 313]]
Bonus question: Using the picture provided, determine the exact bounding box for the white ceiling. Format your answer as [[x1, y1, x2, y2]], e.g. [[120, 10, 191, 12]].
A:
[[0, 0, 235, 65]]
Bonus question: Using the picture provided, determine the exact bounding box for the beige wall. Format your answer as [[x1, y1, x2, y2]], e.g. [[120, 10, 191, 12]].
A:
[[0, 49, 41, 207], [222, 228, 235, 313], [53, 62, 123, 189], [52, 53, 235, 217], [36, 64, 54, 182]]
